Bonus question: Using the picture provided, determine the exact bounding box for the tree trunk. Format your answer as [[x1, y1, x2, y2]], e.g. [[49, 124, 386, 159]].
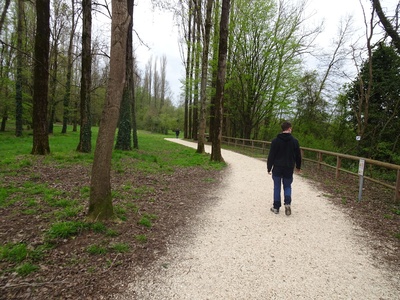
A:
[[183, 0, 192, 139], [191, 0, 201, 141], [209, 0, 220, 144], [211, 0, 230, 162], [15, 0, 23, 137], [0, 0, 11, 34], [88, 0, 130, 221], [197, 0, 214, 153], [115, 0, 133, 152], [31, 0, 50, 155], [62, 0, 76, 134], [76, 0, 92, 153]]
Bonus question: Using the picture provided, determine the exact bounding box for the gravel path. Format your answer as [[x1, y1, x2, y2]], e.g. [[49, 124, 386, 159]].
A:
[[114, 139, 400, 300]]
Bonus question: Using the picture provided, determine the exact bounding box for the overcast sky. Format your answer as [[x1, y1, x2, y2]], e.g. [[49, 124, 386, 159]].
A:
[[132, 0, 399, 105]]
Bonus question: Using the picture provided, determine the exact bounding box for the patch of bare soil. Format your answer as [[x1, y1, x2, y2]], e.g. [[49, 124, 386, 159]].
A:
[[0, 161, 223, 300]]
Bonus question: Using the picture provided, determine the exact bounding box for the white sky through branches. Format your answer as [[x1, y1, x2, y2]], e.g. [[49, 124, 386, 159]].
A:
[[131, 0, 399, 105]]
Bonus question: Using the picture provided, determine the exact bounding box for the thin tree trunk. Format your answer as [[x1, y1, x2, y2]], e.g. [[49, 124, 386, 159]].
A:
[[77, 0, 92, 153], [183, 0, 192, 139], [31, 0, 50, 155], [0, 0, 11, 34], [192, 0, 201, 140], [211, 0, 230, 162], [88, 0, 130, 221], [15, 0, 24, 137], [209, 0, 220, 144], [62, 0, 76, 134], [197, 0, 214, 153], [115, 0, 134, 152]]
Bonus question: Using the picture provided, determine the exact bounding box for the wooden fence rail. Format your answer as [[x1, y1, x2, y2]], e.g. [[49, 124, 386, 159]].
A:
[[221, 136, 400, 202]]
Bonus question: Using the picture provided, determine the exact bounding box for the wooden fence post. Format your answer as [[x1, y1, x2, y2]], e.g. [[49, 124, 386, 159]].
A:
[[336, 156, 341, 179]]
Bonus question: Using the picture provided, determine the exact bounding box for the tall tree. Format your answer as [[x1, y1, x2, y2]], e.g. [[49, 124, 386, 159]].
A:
[[76, 0, 92, 153], [191, 0, 201, 140], [15, 0, 24, 137], [115, 0, 135, 151], [31, 0, 50, 155], [346, 43, 400, 162], [88, 0, 130, 221], [197, 0, 214, 154], [160, 55, 167, 108], [182, 0, 193, 139], [62, 0, 78, 134], [0, 0, 11, 34], [211, 0, 230, 162]]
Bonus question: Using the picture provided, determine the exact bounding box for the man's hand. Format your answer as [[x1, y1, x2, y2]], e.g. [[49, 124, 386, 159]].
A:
[[268, 172, 271, 175], [295, 168, 301, 174]]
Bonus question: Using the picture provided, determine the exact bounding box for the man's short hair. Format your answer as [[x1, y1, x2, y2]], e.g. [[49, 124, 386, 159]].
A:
[[281, 121, 292, 131]]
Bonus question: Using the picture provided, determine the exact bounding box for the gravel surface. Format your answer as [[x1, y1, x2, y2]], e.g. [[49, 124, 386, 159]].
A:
[[114, 139, 400, 300]]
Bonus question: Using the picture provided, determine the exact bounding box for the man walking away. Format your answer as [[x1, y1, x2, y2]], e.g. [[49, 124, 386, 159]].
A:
[[267, 121, 301, 216]]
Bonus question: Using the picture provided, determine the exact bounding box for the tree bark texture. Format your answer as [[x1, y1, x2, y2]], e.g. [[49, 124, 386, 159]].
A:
[[76, 0, 92, 153], [211, 0, 230, 162], [115, 0, 134, 153], [15, 0, 23, 137], [31, 0, 50, 155], [197, 0, 214, 153], [88, 0, 130, 221]]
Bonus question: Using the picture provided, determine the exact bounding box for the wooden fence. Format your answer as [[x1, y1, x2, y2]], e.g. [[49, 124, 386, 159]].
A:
[[221, 136, 400, 202]]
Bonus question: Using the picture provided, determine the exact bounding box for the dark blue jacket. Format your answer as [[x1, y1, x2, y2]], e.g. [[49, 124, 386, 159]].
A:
[[267, 133, 301, 176]]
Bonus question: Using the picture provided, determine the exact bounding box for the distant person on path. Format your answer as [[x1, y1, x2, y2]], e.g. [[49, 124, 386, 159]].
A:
[[175, 129, 180, 138], [267, 121, 301, 216]]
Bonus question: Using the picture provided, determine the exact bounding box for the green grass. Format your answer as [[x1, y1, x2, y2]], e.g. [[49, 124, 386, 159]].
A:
[[1, 127, 224, 277], [110, 243, 130, 253], [135, 234, 148, 243], [0, 243, 28, 263], [138, 216, 152, 228], [87, 244, 108, 255], [46, 221, 89, 239], [16, 262, 39, 276]]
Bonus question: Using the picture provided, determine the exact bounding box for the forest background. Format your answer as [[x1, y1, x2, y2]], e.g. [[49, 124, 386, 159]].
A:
[[0, 0, 400, 214], [0, 0, 400, 297], [1, 0, 400, 165]]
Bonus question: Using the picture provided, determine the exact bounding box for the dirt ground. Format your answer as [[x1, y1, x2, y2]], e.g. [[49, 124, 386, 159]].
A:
[[0, 155, 399, 299]]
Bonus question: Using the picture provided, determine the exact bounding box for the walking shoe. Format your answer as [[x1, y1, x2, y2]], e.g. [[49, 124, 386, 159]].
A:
[[270, 207, 279, 214], [285, 205, 291, 216]]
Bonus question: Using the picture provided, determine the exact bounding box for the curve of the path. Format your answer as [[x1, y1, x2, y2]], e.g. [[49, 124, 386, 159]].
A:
[[114, 139, 399, 300]]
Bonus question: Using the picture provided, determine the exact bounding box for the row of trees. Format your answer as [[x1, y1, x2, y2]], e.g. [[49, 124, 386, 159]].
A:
[[1, 0, 399, 219], [0, 0, 232, 220], [0, 0, 181, 148], [177, 0, 400, 164]]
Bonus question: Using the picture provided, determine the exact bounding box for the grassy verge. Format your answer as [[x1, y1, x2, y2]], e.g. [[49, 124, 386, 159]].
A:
[[0, 126, 224, 286]]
